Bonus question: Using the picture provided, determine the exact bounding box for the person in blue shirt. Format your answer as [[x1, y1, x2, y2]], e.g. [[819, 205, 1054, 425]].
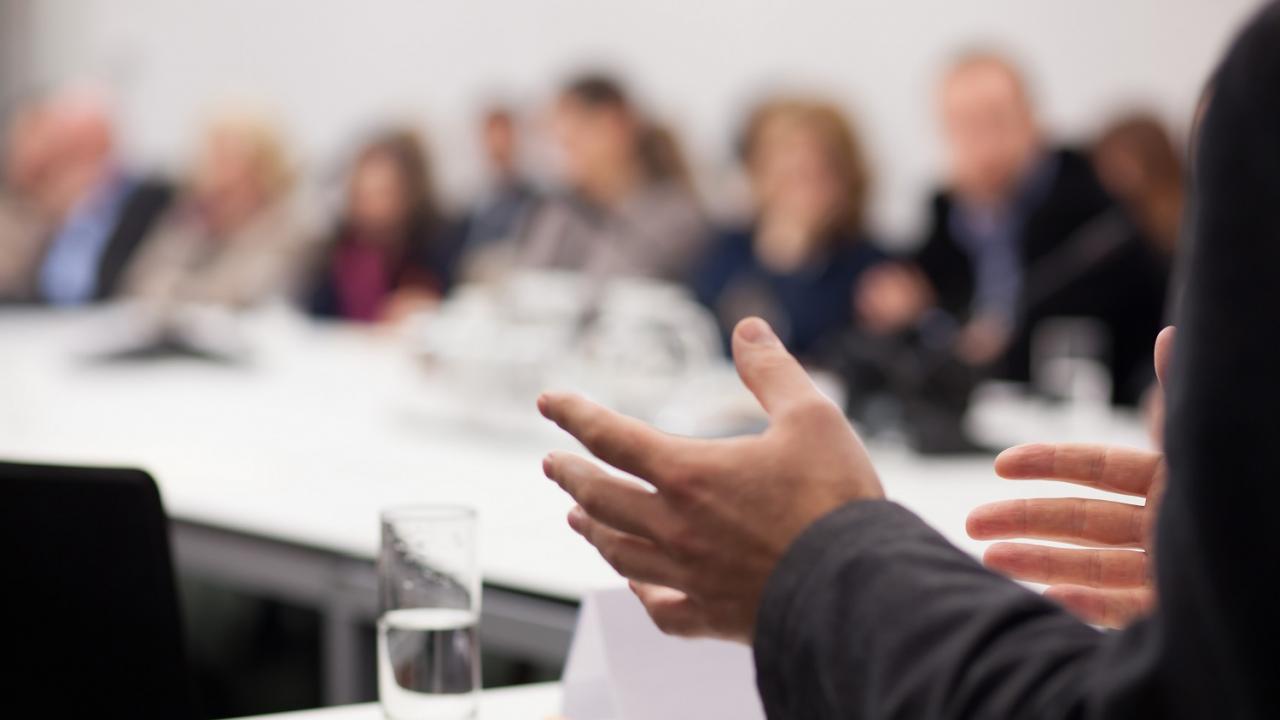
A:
[[26, 89, 172, 306], [694, 98, 884, 360]]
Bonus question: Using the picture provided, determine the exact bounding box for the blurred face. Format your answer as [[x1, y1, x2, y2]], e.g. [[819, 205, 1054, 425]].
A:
[[752, 117, 843, 235], [348, 152, 411, 235], [3, 107, 52, 196], [483, 114, 518, 175], [30, 98, 117, 218], [195, 127, 263, 204], [940, 62, 1041, 204], [552, 96, 633, 189]]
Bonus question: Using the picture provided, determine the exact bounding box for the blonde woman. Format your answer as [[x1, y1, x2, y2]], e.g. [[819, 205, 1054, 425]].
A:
[[124, 109, 310, 309]]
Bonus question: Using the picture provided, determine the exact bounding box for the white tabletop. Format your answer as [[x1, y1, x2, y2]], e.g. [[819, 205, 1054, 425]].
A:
[[0, 308, 1153, 600], [230, 682, 562, 719]]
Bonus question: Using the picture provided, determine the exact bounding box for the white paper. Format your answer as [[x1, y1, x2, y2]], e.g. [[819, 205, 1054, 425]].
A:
[[562, 588, 766, 720]]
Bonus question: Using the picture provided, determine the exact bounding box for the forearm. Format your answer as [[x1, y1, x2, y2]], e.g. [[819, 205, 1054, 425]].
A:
[[754, 501, 1114, 719]]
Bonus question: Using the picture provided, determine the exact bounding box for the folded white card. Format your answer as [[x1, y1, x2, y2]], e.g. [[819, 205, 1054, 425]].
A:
[[561, 587, 766, 720]]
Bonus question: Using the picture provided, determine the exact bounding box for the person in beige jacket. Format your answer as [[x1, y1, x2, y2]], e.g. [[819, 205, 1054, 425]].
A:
[[124, 110, 311, 309]]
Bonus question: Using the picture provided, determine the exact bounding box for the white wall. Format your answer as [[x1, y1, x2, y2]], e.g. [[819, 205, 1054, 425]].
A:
[[14, 0, 1265, 241]]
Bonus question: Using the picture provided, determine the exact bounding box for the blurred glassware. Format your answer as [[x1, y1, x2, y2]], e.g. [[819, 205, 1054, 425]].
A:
[[417, 271, 722, 426], [1031, 317, 1113, 427]]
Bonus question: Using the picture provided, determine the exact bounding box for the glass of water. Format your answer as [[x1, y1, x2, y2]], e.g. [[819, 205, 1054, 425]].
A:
[[378, 506, 481, 720]]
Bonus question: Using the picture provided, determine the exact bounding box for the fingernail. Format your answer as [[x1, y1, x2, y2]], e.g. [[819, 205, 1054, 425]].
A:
[[738, 317, 776, 346], [567, 506, 586, 532], [536, 394, 551, 418], [542, 453, 555, 479]]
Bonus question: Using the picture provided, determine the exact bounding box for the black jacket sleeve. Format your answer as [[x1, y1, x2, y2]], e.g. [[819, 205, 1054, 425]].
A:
[[753, 4, 1280, 718]]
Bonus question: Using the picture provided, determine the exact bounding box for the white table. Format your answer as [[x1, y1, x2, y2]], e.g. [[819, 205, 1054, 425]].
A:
[[0, 308, 1152, 703], [231, 683, 561, 719]]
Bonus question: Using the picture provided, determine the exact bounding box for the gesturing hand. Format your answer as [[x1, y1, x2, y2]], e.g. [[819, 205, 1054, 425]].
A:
[[965, 327, 1174, 628], [538, 317, 883, 643], [968, 444, 1164, 627]]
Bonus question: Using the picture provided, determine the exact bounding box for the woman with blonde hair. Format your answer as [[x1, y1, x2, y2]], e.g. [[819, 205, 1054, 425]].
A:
[[124, 108, 310, 308], [693, 97, 885, 358]]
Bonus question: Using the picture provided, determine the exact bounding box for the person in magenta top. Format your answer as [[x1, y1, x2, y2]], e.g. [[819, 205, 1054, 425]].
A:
[[308, 128, 457, 323]]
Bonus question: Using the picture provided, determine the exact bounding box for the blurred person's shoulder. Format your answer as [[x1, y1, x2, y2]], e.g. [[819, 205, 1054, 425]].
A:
[[1038, 146, 1112, 219], [126, 174, 177, 209]]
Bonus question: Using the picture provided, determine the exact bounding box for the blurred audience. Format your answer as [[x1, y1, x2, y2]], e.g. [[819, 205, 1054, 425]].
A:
[[122, 110, 308, 309], [0, 60, 1179, 411], [456, 106, 540, 282], [1014, 113, 1179, 403], [519, 73, 706, 282], [694, 98, 884, 359], [857, 51, 1113, 380], [0, 99, 51, 301], [307, 128, 456, 323], [25, 89, 174, 306]]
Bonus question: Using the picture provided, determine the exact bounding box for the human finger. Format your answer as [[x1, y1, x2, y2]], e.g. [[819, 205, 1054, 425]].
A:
[[982, 542, 1149, 588], [1044, 585, 1155, 629], [994, 443, 1163, 497], [966, 497, 1145, 547], [543, 452, 666, 540], [629, 581, 710, 638], [566, 507, 687, 589], [538, 392, 682, 485], [1154, 326, 1175, 389], [730, 317, 827, 418]]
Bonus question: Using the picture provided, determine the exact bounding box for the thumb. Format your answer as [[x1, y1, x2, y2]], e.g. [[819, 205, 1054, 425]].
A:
[[731, 317, 821, 416], [1154, 326, 1175, 389]]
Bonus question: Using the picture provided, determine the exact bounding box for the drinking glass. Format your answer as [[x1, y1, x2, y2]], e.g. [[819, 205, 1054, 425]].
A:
[[1031, 317, 1113, 433], [378, 506, 481, 720]]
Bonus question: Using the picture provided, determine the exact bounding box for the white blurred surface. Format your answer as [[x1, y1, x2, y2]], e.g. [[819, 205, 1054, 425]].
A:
[[228, 682, 561, 720], [0, 308, 1152, 600]]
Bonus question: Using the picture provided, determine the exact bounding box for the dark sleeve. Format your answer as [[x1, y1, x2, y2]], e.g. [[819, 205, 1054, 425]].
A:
[[95, 179, 175, 300], [753, 5, 1280, 718]]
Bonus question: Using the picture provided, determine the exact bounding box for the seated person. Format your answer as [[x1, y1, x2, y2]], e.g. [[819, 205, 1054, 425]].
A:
[[519, 73, 706, 283], [122, 110, 308, 309], [0, 99, 53, 302], [1014, 113, 1180, 404], [307, 128, 456, 323], [857, 51, 1112, 380], [455, 106, 541, 283], [694, 98, 884, 360], [26, 88, 173, 306]]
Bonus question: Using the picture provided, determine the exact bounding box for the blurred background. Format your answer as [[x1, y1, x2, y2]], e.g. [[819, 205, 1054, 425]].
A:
[[0, 1, 1265, 718], [0, 0, 1256, 235]]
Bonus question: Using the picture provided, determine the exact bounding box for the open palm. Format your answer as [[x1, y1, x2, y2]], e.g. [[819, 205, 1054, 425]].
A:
[[966, 327, 1173, 628]]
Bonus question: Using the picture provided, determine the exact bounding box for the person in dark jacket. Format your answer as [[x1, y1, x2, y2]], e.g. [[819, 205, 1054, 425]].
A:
[[1012, 114, 1182, 405], [694, 98, 884, 359], [308, 128, 456, 324], [535, 4, 1280, 717], [857, 52, 1113, 381]]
